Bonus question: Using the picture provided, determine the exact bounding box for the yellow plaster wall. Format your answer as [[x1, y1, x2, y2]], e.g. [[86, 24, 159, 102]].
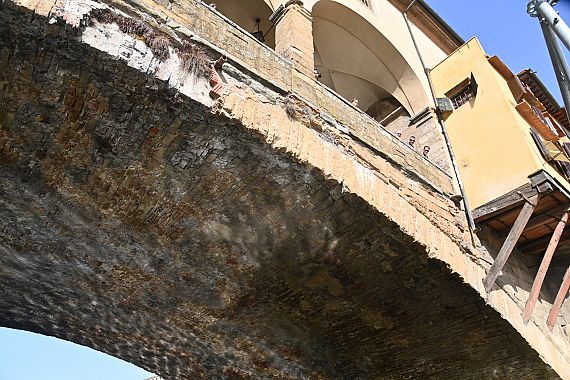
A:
[[431, 38, 544, 209]]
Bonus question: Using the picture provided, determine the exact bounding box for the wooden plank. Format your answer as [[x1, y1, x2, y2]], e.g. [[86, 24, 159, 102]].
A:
[[529, 170, 550, 187], [523, 225, 554, 243], [498, 202, 570, 239], [484, 195, 539, 293], [473, 183, 537, 222], [518, 227, 570, 255], [526, 205, 568, 230], [516, 101, 559, 141], [488, 219, 507, 231], [508, 76, 527, 103], [488, 55, 513, 81], [522, 211, 569, 325], [475, 181, 553, 223], [547, 266, 570, 331]]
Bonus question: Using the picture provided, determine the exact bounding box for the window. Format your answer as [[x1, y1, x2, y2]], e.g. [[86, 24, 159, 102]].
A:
[[446, 73, 478, 110], [450, 87, 474, 109]]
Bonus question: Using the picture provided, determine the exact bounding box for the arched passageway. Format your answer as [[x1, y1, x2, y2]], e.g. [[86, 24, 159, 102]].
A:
[[212, 0, 276, 49], [312, 0, 427, 119], [366, 96, 410, 133]]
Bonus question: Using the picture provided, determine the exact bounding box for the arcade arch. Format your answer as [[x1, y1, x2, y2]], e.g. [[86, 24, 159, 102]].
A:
[[211, 0, 276, 49], [312, 0, 428, 122]]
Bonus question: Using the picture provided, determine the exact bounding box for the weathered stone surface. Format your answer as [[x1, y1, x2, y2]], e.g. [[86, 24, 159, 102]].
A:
[[274, 1, 314, 77], [0, 1, 568, 379]]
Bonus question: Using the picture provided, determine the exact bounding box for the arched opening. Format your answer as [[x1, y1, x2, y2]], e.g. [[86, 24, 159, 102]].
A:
[[366, 96, 410, 134], [0, 327, 156, 379], [211, 0, 276, 49], [312, 0, 427, 123]]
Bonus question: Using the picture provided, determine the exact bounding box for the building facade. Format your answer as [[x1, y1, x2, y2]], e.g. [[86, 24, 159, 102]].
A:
[[432, 37, 570, 332]]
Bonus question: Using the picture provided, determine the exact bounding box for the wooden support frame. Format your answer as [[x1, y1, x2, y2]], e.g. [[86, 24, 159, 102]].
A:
[[472, 184, 538, 222], [472, 178, 552, 223], [547, 266, 570, 331], [522, 211, 569, 325], [484, 194, 539, 293], [518, 229, 570, 256], [523, 203, 570, 232]]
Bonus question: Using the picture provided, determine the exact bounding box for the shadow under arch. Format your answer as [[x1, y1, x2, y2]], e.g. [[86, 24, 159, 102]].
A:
[[212, 0, 276, 49], [311, 0, 430, 116]]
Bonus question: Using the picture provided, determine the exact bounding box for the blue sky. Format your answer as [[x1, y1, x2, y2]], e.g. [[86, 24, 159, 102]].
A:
[[3, 1, 570, 379], [428, 0, 570, 104], [0, 327, 154, 380]]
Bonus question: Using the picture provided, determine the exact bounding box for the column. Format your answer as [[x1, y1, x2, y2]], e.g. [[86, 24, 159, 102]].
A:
[[274, 0, 314, 77]]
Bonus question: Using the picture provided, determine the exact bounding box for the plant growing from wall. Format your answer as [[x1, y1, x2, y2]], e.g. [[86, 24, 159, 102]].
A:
[[179, 41, 210, 78], [88, 8, 209, 76], [284, 95, 300, 120]]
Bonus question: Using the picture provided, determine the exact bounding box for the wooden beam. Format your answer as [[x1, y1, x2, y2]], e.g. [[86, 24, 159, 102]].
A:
[[472, 181, 551, 223], [484, 195, 539, 293], [522, 203, 570, 232], [517, 229, 570, 255], [547, 266, 570, 331], [472, 184, 536, 222], [497, 201, 570, 243], [529, 170, 550, 187], [522, 211, 569, 325]]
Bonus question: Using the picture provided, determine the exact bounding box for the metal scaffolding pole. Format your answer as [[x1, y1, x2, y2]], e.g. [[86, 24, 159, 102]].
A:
[[541, 20, 570, 135], [529, 0, 570, 131], [535, 0, 570, 52]]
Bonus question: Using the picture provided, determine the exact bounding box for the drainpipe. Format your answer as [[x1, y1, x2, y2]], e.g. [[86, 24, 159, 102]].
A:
[[403, 0, 478, 234]]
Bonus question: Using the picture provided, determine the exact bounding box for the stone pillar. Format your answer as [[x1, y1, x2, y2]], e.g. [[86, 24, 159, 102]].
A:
[[274, 0, 314, 77]]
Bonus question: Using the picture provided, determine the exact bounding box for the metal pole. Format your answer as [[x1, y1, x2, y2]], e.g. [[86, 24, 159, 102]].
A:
[[536, 1, 570, 52], [540, 20, 570, 135]]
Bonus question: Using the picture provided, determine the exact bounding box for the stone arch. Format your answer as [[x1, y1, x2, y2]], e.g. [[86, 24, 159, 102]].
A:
[[366, 96, 410, 132], [310, 0, 430, 115], [212, 0, 276, 49]]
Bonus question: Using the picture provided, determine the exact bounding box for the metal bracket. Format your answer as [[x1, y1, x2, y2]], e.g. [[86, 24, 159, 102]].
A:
[[528, 0, 558, 17], [268, 4, 285, 24], [518, 191, 540, 206]]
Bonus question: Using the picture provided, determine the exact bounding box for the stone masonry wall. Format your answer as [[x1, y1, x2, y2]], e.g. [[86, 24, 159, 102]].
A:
[[96, 0, 455, 188], [1, 0, 570, 378]]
